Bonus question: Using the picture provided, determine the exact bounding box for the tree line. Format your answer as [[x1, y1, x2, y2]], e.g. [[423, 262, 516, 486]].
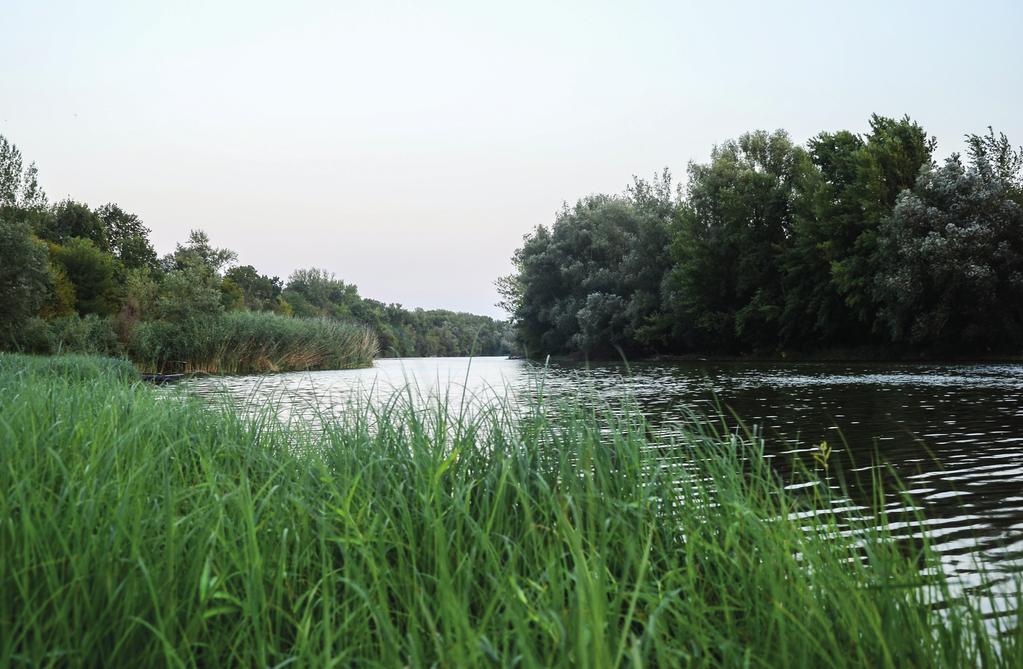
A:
[[500, 115, 1023, 358], [0, 135, 510, 360]]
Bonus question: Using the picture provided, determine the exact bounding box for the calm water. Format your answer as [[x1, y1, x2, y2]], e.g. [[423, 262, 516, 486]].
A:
[[182, 356, 1023, 592]]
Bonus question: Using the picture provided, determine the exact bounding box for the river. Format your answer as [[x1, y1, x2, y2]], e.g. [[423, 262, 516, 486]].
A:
[[181, 356, 1023, 599]]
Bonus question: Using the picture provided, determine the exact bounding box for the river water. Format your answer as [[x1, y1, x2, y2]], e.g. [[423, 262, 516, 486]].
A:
[[182, 356, 1023, 597]]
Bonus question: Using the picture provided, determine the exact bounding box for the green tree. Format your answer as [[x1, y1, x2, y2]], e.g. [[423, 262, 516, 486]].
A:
[[225, 265, 283, 311], [283, 268, 360, 319], [95, 203, 158, 271], [154, 265, 225, 321], [665, 130, 814, 351], [41, 200, 109, 250], [508, 177, 677, 357], [40, 261, 77, 318], [165, 229, 237, 277], [874, 137, 1023, 349], [152, 230, 236, 322], [0, 137, 22, 208], [966, 127, 1023, 195], [50, 238, 119, 316], [780, 130, 864, 346], [829, 115, 936, 327], [0, 134, 48, 213], [0, 218, 51, 343]]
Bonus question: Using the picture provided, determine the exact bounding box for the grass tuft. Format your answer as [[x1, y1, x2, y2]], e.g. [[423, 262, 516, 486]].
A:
[[0, 353, 1019, 667], [129, 311, 379, 374]]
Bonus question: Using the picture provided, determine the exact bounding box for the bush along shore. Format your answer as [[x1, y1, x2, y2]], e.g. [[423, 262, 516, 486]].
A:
[[10, 311, 379, 374], [128, 311, 379, 374], [501, 117, 1023, 360], [0, 133, 512, 367], [1, 352, 1020, 667]]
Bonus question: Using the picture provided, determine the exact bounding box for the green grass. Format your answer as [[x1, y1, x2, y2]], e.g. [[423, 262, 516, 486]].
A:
[[4, 311, 378, 374], [129, 311, 379, 374], [0, 353, 1019, 667]]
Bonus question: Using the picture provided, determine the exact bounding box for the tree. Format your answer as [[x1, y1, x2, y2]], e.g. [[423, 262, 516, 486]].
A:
[[0, 218, 51, 341], [0, 135, 47, 211], [780, 130, 864, 346], [0, 137, 22, 208], [507, 172, 677, 357], [829, 115, 936, 327], [165, 229, 237, 277], [95, 203, 158, 271], [621, 171, 678, 348], [220, 277, 245, 310], [665, 130, 814, 351], [40, 261, 76, 318], [966, 127, 1023, 195], [150, 230, 237, 322], [225, 265, 283, 311], [283, 268, 360, 318], [874, 138, 1023, 349], [38, 200, 110, 250], [154, 265, 225, 322], [511, 196, 647, 355], [50, 238, 119, 316]]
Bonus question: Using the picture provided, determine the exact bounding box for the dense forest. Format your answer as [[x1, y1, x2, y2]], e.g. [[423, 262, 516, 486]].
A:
[[0, 135, 510, 368], [500, 115, 1023, 358]]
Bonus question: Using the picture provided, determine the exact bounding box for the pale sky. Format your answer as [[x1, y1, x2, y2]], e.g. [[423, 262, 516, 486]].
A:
[[3, 0, 1021, 317]]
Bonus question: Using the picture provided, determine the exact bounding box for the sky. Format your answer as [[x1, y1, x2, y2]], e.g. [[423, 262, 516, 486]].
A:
[[2, 0, 1021, 317]]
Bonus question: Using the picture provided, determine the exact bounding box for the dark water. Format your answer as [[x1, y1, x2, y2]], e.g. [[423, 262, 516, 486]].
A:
[[182, 357, 1023, 594]]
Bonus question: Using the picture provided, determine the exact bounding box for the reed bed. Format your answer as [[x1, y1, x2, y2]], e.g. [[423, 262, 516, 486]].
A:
[[129, 311, 379, 374], [0, 353, 1019, 667]]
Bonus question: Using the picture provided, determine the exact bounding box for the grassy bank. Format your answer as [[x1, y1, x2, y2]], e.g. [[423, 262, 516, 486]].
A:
[[129, 311, 379, 374], [1, 353, 1019, 667], [8, 311, 379, 373]]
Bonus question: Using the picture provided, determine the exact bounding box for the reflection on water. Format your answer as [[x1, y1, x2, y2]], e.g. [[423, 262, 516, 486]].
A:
[[181, 357, 1023, 590]]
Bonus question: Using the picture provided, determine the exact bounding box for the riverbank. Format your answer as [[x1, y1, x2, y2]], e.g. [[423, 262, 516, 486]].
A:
[[9, 311, 379, 374], [544, 346, 1023, 365], [1, 353, 1020, 667]]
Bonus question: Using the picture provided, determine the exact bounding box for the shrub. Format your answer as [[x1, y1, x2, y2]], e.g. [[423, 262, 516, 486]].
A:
[[45, 314, 123, 356], [0, 218, 51, 344], [129, 311, 378, 373]]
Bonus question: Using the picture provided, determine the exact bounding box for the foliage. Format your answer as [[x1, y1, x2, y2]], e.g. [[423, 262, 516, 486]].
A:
[[40, 199, 110, 250], [780, 130, 867, 345], [0, 135, 47, 210], [666, 130, 814, 351], [43, 314, 123, 356], [0, 351, 136, 381], [49, 237, 120, 316], [164, 228, 238, 277], [224, 264, 283, 311], [507, 116, 1019, 358], [0, 218, 51, 343], [284, 267, 510, 357], [133, 228, 237, 328], [0, 133, 509, 368], [510, 175, 675, 357], [95, 202, 158, 271], [129, 311, 378, 374], [40, 259, 77, 318], [827, 115, 936, 328], [874, 149, 1023, 348], [0, 314, 123, 357], [0, 355, 1019, 666]]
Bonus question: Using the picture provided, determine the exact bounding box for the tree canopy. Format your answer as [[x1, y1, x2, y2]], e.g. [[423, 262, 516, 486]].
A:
[[505, 115, 1022, 358], [0, 133, 512, 359]]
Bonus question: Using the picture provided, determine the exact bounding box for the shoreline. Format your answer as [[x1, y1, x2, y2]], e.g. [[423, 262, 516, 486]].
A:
[[528, 349, 1023, 365]]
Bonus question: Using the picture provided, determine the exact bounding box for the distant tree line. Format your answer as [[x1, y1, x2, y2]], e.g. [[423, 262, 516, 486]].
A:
[[0, 135, 510, 360], [501, 115, 1023, 358]]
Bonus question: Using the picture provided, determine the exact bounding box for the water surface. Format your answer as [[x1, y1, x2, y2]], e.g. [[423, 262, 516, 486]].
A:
[[183, 357, 1023, 592]]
